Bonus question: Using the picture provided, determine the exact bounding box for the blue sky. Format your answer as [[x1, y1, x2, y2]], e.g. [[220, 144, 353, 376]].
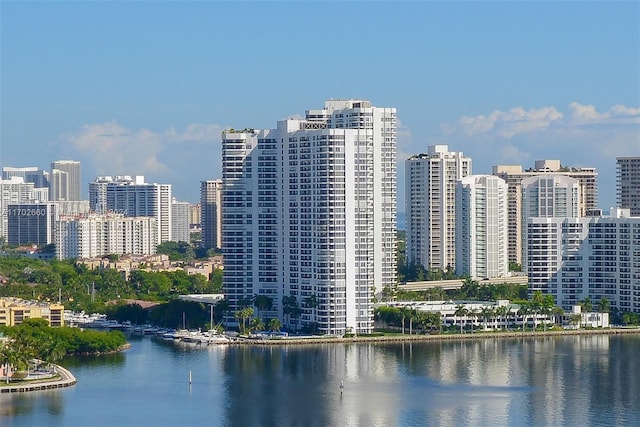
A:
[[1, 1, 638, 209]]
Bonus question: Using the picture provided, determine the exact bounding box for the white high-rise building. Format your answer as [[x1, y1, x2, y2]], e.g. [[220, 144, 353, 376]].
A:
[[200, 180, 223, 250], [102, 176, 172, 244], [55, 213, 157, 260], [525, 208, 640, 313], [50, 160, 81, 201], [455, 175, 509, 280], [221, 99, 397, 335], [171, 198, 191, 243], [492, 160, 598, 265], [617, 157, 640, 216], [0, 177, 36, 241], [88, 176, 114, 213], [405, 145, 472, 272]]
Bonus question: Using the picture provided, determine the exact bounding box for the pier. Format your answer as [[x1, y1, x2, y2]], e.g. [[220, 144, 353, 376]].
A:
[[0, 365, 77, 393]]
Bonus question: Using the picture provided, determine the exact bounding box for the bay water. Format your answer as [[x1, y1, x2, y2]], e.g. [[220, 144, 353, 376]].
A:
[[1, 334, 639, 426]]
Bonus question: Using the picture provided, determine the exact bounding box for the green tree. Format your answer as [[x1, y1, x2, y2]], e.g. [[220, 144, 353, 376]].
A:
[[597, 297, 610, 327], [268, 318, 282, 332], [454, 305, 468, 334]]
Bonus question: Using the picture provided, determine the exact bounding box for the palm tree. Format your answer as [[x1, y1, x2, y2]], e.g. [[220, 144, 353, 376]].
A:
[[518, 303, 530, 332], [234, 306, 254, 334], [304, 294, 319, 333], [454, 305, 468, 334], [268, 318, 282, 333], [598, 297, 610, 328], [480, 307, 494, 331], [253, 294, 273, 320]]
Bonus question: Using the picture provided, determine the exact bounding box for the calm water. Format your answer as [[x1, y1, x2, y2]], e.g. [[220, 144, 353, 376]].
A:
[[1, 334, 639, 426]]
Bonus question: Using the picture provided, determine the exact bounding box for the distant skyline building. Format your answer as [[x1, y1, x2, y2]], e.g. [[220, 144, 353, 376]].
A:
[[405, 145, 472, 272], [0, 177, 36, 242], [88, 176, 114, 213], [7, 201, 58, 246], [221, 99, 397, 335], [102, 176, 172, 245], [50, 160, 81, 201], [525, 208, 640, 313], [55, 213, 157, 260], [2, 166, 49, 188], [171, 198, 191, 243], [200, 180, 222, 250], [492, 160, 598, 265], [455, 175, 509, 280], [616, 157, 640, 216]]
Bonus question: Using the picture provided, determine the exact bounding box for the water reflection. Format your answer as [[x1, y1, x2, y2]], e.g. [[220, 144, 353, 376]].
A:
[[1, 334, 639, 426]]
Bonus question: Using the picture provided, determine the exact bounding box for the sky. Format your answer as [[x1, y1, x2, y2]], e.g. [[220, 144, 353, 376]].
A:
[[1, 1, 639, 210]]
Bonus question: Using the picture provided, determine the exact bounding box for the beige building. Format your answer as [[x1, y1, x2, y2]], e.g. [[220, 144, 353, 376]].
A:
[[492, 160, 598, 265], [0, 297, 64, 327]]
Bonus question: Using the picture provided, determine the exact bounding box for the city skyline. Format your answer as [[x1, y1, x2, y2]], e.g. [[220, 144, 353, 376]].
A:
[[1, 2, 638, 208]]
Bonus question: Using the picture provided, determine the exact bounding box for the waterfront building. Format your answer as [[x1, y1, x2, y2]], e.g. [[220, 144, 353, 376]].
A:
[[50, 160, 81, 201], [0, 297, 64, 327], [55, 213, 157, 260], [455, 175, 509, 279], [7, 201, 58, 246], [200, 180, 222, 250], [405, 145, 472, 272], [492, 160, 598, 265], [617, 157, 640, 216], [221, 99, 397, 335], [171, 198, 191, 243], [0, 177, 36, 241], [101, 175, 172, 244], [2, 166, 49, 188], [524, 208, 640, 313]]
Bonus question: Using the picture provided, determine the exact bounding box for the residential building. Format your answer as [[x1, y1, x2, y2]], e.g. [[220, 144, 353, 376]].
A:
[[102, 175, 172, 244], [455, 175, 509, 279], [55, 213, 157, 259], [405, 145, 472, 272], [50, 160, 81, 201], [2, 166, 49, 188], [200, 180, 222, 250], [0, 297, 64, 327], [7, 202, 58, 246], [525, 208, 639, 313], [88, 176, 113, 213], [171, 198, 191, 243], [492, 160, 598, 265], [0, 177, 36, 241], [617, 157, 640, 216], [221, 99, 397, 335]]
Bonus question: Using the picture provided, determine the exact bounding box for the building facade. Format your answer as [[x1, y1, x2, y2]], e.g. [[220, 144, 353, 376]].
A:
[[524, 208, 640, 313], [221, 99, 397, 335], [200, 180, 223, 250], [0, 177, 36, 241], [50, 160, 81, 201], [171, 198, 191, 243], [7, 202, 58, 246], [492, 160, 598, 265], [2, 166, 49, 188], [617, 157, 640, 216], [55, 213, 158, 259], [405, 145, 472, 272], [455, 175, 509, 279], [101, 176, 172, 244], [0, 297, 64, 327]]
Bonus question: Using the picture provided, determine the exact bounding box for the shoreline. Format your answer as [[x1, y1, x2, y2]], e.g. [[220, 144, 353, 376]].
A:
[[231, 327, 640, 346], [0, 364, 77, 394]]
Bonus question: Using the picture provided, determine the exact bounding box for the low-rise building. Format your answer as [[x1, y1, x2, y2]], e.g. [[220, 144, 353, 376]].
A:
[[0, 297, 64, 327]]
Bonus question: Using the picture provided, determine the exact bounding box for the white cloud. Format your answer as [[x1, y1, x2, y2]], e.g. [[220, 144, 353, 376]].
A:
[[455, 106, 564, 139]]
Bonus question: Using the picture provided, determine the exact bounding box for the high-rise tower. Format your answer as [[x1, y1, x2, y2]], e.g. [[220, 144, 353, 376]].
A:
[[50, 160, 81, 201], [200, 180, 223, 250], [405, 145, 472, 272], [221, 100, 396, 335], [617, 157, 640, 216]]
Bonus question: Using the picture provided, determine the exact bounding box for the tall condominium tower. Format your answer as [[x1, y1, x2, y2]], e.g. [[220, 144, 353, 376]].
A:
[[88, 176, 114, 213], [525, 208, 640, 312], [2, 166, 49, 188], [522, 175, 581, 301], [200, 180, 223, 250], [50, 160, 81, 201], [221, 99, 397, 335], [617, 157, 640, 216], [7, 202, 58, 246], [171, 198, 191, 244], [492, 160, 598, 265], [405, 145, 472, 272], [455, 175, 509, 280], [102, 176, 172, 244], [0, 177, 36, 241]]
